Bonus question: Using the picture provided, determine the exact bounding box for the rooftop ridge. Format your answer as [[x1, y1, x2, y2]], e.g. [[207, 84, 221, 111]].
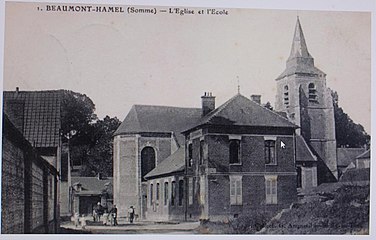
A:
[[133, 104, 200, 110], [204, 93, 241, 123]]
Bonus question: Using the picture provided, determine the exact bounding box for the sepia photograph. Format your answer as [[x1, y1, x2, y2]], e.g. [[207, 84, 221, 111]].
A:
[[0, 0, 373, 237]]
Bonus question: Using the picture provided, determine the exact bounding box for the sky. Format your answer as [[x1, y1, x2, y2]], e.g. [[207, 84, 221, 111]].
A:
[[2, 1, 372, 134]]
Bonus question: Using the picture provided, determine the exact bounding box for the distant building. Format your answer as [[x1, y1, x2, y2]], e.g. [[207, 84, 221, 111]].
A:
[[340, 149, 370, 182], [336, 148, 366, 178], [355, 149, 370, 169], [71, 176, 113, 216]]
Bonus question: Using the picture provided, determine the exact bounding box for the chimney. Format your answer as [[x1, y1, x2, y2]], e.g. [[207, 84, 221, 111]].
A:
[[201, 92, 215, 116], [5, 88, 25, 133], [250, 95, 261, 104]]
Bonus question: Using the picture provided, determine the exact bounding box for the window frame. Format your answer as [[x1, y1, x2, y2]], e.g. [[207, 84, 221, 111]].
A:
[[229, 139, 241, 165], [283, 85, 289, 107], [188, 177, 193, 205], [265, 175, 278, 205], [199, 140, 204, 165], [230, 175, 243, 205], [188, 143, 193, 167], [264, 138, 277, 165], [308, 83, 317, 102], [156, 182, 160, 204], [150, 183, 154, 206], [164, 182, 169, 206], [178, 179, 184, 206], [171, 181, 176, 206]]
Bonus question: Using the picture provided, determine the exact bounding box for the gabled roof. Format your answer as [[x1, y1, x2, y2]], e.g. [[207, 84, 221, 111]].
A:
[[3, 90, 62, 148], [72, 177, 113, 195], [296, 135, 317, 162], [356, 149, 370, 159], [114, 105, 202, 145], [337, 148, 366, 167], [184, 94, 297, 132], [144, 147, 185, 179]]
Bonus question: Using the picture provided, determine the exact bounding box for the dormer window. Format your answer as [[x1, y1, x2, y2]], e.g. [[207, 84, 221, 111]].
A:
[[283, 85, 289, 107], [308, 83, 317, 102]]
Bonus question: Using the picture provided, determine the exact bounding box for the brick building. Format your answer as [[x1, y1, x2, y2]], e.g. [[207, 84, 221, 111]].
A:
[[1, 114, 58, 233], [2, 89, 70, 229]]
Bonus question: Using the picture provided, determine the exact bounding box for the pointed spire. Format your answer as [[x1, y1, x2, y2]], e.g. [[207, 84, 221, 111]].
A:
[[288, 17, 312, 60]]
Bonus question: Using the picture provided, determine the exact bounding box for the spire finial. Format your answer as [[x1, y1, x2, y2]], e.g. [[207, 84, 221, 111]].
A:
[[288, 16, 311, 60], [237, 76, 240, 94]]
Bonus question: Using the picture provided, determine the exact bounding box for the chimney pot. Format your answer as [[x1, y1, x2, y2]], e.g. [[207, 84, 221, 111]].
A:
[[251, 95, 261, 104]]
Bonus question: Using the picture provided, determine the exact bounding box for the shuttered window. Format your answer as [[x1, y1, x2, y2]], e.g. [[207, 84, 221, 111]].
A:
[[230, 175, 242, 205], [265, 176, 277, 204], [188, 178, 193, 205]]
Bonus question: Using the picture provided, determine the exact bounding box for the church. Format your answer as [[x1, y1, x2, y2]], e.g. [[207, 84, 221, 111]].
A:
[[112, 18, 339, 221]]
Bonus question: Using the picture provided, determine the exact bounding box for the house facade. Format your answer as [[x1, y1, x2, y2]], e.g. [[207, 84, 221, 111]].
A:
[[181, 94, 298, 221]]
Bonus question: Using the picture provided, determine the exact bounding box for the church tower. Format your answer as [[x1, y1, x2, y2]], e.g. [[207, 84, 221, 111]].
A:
[[275, 17, 338, 182]]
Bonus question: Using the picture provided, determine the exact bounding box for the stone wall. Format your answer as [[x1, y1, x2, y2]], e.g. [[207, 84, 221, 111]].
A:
[[113, 133, 175, 219]]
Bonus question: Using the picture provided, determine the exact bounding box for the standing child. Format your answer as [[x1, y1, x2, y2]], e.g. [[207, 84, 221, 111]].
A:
[[80, 214, 87, 229], [102, 210, 109, 225]]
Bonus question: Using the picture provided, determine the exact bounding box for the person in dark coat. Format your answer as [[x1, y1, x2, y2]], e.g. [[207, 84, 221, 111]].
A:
[[110, 204, 118, 226], [128, 206, 135, 223]]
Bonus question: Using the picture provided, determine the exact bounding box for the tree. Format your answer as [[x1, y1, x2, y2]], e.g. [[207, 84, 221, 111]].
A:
[[79, 116, 121, 177], [331, 90, 370, 148], [61, 90, 97, 145], [60, 90, 121, 177]]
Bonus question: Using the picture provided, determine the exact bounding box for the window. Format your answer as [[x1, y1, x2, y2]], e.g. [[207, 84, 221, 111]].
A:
[[229, 140, 241, 164], [150, 183, 154, 206], [265, 140, 276, 165], [188, 178, 193, 205], [171, 181, 176, 206], [164, 182, 169, 205], [265, 176, 277, 204], [199, 141, 204, 164], [230, 176, 242, 205], [283, 85, 289, 107], [178, 180, 184, 206], [141, 147, 156, 181], [200, 177, 205, 205], [188, 144, 193, 167], [308, 83, 317, 102], [156, 183, 160, 204]]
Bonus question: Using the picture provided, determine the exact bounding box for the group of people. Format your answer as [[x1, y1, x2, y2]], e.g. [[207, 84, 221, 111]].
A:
[[93, 203, 118, 226], [73, 204, 136, 228]]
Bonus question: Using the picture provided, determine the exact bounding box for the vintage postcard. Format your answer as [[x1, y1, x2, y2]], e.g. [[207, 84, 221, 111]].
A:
[[0, 0, 373, 238]]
